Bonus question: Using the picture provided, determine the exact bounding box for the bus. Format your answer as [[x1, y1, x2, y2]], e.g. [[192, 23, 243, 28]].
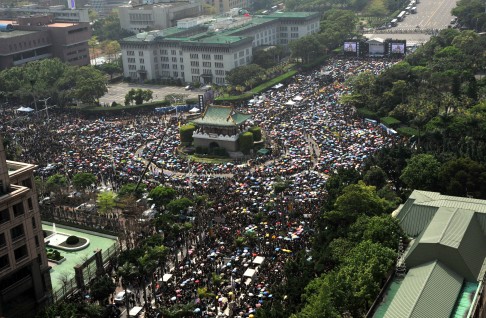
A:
[[397, 11, 406, 21], [410, 7, 417, 14], [390, 19, 398, 27]]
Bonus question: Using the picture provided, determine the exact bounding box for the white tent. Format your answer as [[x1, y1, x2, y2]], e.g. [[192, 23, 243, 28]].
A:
[[285, 100, 296, 106], [189, 107, 200, 113], [252, 256, 265, 265], [161, 273, 173, 282], [243, 268, 256, 278], [273, 83, 284, 89], [17, 106, 34, 112], [293, 95, 303, 101]]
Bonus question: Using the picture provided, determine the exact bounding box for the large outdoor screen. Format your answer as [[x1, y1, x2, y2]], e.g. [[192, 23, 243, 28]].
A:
[[391, 43, 405, 54], [343, 42, 357, 53]]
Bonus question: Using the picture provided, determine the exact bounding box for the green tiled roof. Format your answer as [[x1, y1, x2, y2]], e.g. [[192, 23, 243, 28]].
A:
[[193, 105, 252, 127], [384, 261, 463, 318], [263, 11, 320, 19], [184, 34, 249, 44]]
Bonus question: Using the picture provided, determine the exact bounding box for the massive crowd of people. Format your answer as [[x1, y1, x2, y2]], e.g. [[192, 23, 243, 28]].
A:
[[1, 58, 400, 317]]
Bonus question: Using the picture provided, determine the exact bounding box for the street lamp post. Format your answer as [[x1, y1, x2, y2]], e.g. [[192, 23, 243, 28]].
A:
[[29, 80, 38, 116], [39, 97, 52, 120]]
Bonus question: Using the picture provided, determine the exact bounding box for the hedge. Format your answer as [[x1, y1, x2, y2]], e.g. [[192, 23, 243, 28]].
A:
[[215, 70, 298, 103], [239, 132, 254, 155], [380, 116, 401, 128], [248, 126, 262, 142], [77, 100, 171, 115], [396, 126, 420, 137], [180, 124, 196, 143]]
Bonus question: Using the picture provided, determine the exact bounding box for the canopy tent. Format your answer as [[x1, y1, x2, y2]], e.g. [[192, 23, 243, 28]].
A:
[[189, 107, 200, 113], [17, 106, 34, 112], [161, 273, 173, 282], [285, 100, 296, 106], [273, 83, 284, 89], [293, 95, 303, 101], [243, 268, 256, 278], [252, 256, 265, 265]]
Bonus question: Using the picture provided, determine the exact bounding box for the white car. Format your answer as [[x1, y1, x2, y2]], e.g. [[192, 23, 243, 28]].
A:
[[114, 290, 132, 305]]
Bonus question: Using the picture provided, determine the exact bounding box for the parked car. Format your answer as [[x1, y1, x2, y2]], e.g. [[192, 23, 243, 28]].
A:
[[114, 290, 132, 305]]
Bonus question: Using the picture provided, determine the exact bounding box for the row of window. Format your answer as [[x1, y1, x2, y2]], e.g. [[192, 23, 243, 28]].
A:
[[0, 244, 29, 270], [9, 37, 48, 52], [0, 200, 33, 224]]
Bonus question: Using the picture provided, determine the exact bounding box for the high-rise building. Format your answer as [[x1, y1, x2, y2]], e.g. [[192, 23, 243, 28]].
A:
[[0, 15, 91, 71], [0, 135, 52, 317]]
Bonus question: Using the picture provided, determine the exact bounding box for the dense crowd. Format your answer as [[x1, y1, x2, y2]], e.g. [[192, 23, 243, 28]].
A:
[[1, 58, 399, 317]]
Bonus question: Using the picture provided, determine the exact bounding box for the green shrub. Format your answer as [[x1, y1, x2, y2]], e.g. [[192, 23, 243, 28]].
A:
[[248, 126, 262, 141], [239, 132, 254, 155], [185, 98, 199, 105], [180, 124, 196, 143], [66, 235, 80, 245]]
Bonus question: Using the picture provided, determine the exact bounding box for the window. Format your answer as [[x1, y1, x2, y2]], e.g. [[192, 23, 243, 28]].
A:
[[190, 53, 199, 59], [234, 53, 237, 59], [246, 48, 250, 55], [161, 56, 169, 62], [239, 51, 244, 57], [128, 65, 136, 70], [35, 235, 39, 247], [179, 57, 183, 63], [0, 209, 9, 224], [138, 51, 144, 56], [202, 62, 211, 67], [128, 57, 135, 63], [173, 71, 178, 77], [0, 233, 5, 247], [14, 245, 28, 261], [32, 217, 36, 229], [0, 255, 8, 270], [139, 58, 144, 64], [140, 65, 145, 70], [214, 54, 223, 60], [291, 26, 298, 31], [190, 61, 199, 67], [171, 50, 176, 55], [172, 64, 177, 69], [10, 224, 24, 241], [215, 62, 224, 68], [172, 57, 177, 62], [27, 198, 33, 210], [202, 54, 210, 59], [215, 69, 225, 76], [191, 68, 199, 74], [291, 33, 299, 38]]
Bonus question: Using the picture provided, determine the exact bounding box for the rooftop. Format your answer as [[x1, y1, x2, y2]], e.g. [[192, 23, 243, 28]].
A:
[[193, 105, 252, 127]]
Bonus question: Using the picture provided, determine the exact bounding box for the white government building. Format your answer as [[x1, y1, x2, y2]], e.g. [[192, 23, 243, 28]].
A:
[[120, 11, 321, 84]]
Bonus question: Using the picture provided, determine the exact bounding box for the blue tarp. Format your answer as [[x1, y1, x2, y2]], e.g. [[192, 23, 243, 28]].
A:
[[154, 104, 197, 114]]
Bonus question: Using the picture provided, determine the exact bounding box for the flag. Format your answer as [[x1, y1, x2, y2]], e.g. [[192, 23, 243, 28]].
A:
[[67, 0, 75, 9]]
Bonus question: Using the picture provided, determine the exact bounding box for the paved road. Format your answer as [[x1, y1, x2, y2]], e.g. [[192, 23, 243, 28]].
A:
[[396, 0, 457, 30], [99, 82, 201, 106], [365, 0, 458, 44]]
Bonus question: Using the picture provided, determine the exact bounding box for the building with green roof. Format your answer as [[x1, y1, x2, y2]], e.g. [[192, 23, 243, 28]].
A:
[[120, 11, 320, 83], [374, 190, 486, 318], [192, 105, 252, 152]]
